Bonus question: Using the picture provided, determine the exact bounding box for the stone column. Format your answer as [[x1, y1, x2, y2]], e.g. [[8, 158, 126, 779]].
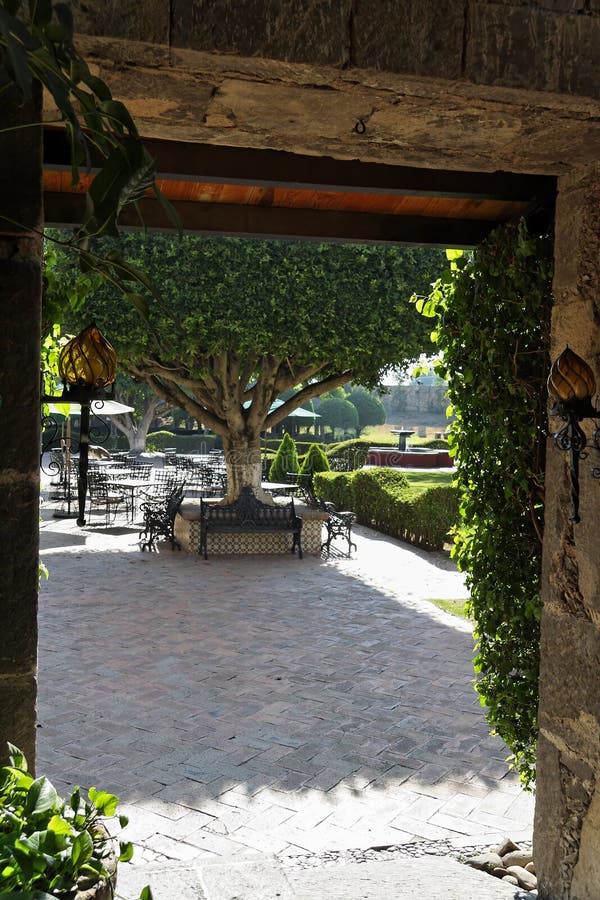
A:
[[0, 77, 43, 769], [534, 163, 600, 899]]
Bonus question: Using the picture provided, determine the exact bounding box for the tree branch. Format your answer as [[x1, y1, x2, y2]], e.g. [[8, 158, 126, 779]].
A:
[[266, 370, 353, 428]]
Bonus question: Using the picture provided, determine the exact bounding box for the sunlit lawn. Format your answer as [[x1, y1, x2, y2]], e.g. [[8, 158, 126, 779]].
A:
[[429, 598, 471, 620], [402, 470, 454, 488]]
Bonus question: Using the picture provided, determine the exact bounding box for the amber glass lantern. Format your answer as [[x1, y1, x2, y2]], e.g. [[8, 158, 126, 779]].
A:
[[547, 346, 596, 417], [548, 346, 599, 524], [58, 324, 117, 394]]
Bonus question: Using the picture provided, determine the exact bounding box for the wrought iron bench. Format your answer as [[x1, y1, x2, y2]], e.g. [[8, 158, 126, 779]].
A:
[[320, 501, 357, 557], [287, 473, 356, 557], [199, 486, 303, 559], [139, 484, 185, 552]]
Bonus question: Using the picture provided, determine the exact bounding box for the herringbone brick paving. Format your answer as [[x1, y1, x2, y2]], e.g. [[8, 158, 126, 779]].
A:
[[38, 511, 534, 866]]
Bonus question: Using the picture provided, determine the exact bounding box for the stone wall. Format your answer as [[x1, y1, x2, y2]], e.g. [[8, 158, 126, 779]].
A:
[[534, 163, 600, 899], [72, 1, 600, 100]]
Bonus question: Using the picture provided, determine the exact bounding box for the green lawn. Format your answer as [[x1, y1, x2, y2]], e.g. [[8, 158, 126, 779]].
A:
[[402, 471, 455, 489], [429, 598, 471, 620]]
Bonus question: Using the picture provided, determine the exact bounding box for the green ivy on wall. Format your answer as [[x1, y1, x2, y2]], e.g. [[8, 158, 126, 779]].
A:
[[413, 219, 553, 787]]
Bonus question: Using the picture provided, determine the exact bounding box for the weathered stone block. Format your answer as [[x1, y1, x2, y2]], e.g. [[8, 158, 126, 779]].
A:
[[539, 608, 600, 756], [351, 0, 464, 79], [73, 0, 170, 45], [559, 16, 600, 102], [170, 0, 352, 66], [466, 3, 600, 99]]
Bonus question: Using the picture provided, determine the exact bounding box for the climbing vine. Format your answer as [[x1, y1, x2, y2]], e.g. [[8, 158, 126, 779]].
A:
[[413, 219, 553, 787]]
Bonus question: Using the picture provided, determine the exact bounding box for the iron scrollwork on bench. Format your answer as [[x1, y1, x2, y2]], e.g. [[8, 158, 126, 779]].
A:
[[287, 473, 356, 557], [321, 502, 356, 557], [139, 484, 185, 552], [199, 486, 303, 559]]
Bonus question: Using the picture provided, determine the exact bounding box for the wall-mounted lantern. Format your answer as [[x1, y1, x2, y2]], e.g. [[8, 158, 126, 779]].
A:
[[548, 346, 599, 523]]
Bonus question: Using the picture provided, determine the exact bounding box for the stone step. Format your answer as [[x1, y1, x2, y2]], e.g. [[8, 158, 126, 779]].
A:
[[116, 855, 536, 900]]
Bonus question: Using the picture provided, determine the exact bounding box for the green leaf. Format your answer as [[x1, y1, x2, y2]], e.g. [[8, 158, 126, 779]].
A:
[[7, 744, 27, 772], [151, 182, 182, 234], [99, 99, 139, 138], [69, 785, 81, 813], [125, 292, 150, 319], [30, 0, 52, 27], [54, 2, 74, 40], [47, 814, 72, 836], [70, 830, 93, 868], [119, 840, 134, 862], [87, 787, 119, 816], [25, 777, 60, 817]]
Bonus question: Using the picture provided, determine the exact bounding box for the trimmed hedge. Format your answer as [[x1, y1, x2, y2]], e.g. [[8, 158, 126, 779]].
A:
[[298, 442, 330, 487], [314, 470, 356, 510], [269, 433, 300, 482], [314, 467, 459, 551], [146, 430, 221, 453]]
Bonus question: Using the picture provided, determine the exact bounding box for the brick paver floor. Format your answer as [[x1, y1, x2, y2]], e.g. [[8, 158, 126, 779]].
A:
[[38, 508, 534, 867]]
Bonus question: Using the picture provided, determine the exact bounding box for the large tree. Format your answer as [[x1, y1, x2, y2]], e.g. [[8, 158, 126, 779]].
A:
[[111, 374, 168, 454], [60, 234, 444, 499]]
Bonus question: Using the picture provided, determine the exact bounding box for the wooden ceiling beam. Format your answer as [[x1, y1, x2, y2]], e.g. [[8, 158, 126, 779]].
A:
[[43, 191, 499, 248], [43, 128, 555, 203]]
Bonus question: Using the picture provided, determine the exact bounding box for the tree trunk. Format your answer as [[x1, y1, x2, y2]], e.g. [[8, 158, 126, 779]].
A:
[[222, 430, 266, 502], [129, 430, 147, 454]]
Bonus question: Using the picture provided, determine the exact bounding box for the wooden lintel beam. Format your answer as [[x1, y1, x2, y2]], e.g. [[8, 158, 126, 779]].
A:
[[43, 192, 500, 247], [43, 128, 554, 203]]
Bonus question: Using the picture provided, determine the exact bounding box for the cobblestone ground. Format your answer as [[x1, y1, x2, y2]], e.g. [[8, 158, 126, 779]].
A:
[[38, 506, 534, 867]]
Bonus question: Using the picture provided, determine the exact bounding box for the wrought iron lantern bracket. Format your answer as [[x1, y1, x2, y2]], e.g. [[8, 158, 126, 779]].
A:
[[548, 348, 600, 524]]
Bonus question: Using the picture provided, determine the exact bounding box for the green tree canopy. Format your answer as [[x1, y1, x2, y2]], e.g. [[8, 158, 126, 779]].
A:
[[317, 396, 359, 437], [347, 385, 386, 433], [56, 232, 445, 497]]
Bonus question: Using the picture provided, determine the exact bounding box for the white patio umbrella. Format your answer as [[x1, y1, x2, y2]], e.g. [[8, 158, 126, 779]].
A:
[[48, 400, 134, 416]]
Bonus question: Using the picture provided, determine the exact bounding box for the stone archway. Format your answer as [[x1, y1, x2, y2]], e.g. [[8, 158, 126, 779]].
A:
[[2, 6, 600, 898]]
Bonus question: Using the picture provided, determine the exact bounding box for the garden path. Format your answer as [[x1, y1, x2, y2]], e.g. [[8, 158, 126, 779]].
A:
[[38, 511, 534, 867]]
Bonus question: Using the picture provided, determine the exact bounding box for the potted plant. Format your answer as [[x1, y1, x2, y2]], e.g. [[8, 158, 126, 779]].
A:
[[0, 744, 150, 899]]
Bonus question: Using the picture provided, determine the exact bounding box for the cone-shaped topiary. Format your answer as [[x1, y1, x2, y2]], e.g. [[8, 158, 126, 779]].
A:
[[269, 432, 300, 482], [298, 442, 330, 490]]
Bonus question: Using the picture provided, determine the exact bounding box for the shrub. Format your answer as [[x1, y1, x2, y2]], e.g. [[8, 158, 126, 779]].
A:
[[269, 433, 300, 482], [314, 470, 357, 509], [298, 442, 330, 488], [315, 467, 459, 551]]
